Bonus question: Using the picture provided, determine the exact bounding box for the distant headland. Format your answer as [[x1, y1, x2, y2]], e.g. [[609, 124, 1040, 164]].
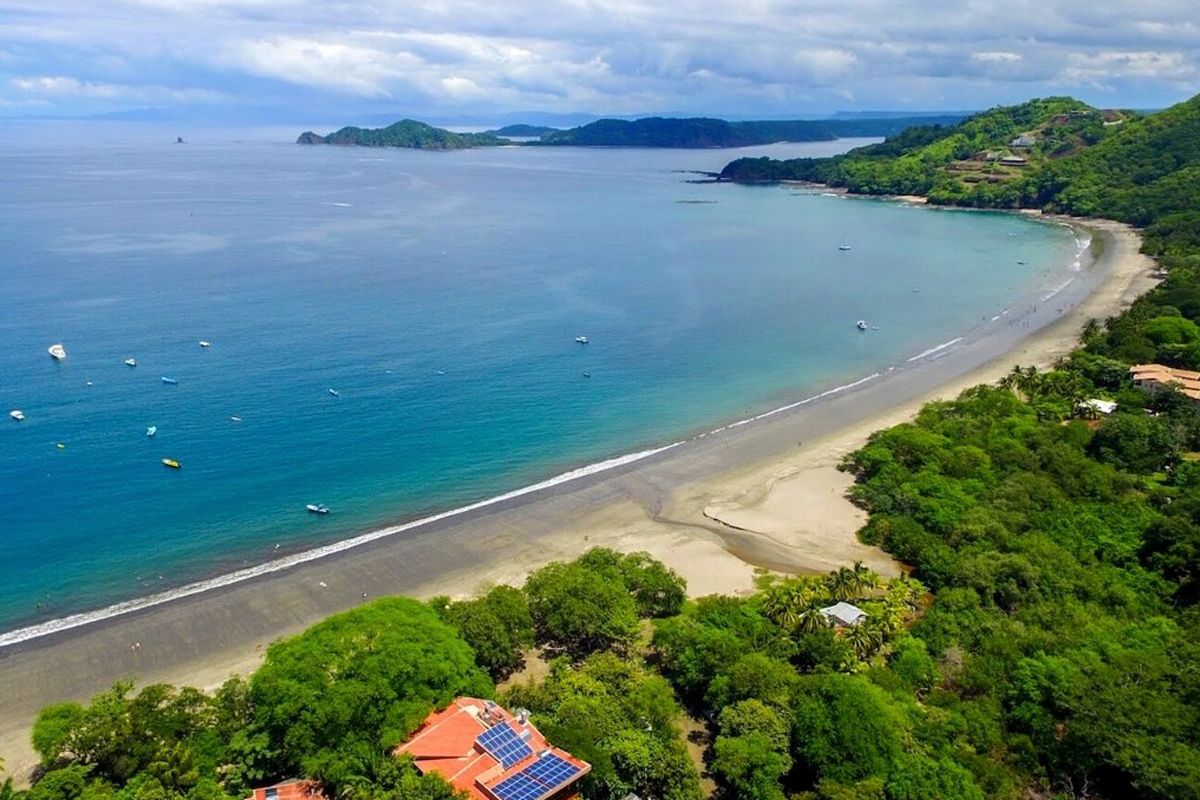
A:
[[298, 113, 967, 150]]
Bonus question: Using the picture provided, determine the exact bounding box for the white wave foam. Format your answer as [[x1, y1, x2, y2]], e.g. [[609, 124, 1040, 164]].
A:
[[1042, 277, 1076, 301], [0, 440, 683, 648], [906, 337, 964, 362]]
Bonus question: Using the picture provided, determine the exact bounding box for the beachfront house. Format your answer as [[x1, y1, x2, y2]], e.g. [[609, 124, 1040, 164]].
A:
[[395, 697, 591, 800], [820, 601, 868, 628], [1130, 364, 1200, 407]]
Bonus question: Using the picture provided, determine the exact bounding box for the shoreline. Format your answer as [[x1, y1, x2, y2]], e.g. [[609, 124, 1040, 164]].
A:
[[0, 215, 1158, 781]]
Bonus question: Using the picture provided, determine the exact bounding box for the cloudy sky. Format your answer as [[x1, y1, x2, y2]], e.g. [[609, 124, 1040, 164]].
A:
[[1, 0, 1196, 123]]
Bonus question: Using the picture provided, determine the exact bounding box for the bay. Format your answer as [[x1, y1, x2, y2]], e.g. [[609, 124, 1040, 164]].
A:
[[0, 130, 1078, 633]]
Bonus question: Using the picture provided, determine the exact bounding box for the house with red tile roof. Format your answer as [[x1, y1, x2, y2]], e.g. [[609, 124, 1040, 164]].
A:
[[245, 780, 323, 800], [395, 697, 590, 800], [1130, 364, 1200, 405]]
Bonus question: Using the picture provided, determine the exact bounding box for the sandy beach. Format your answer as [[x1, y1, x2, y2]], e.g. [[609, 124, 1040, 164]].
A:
[[0, 216, 1157, 781]]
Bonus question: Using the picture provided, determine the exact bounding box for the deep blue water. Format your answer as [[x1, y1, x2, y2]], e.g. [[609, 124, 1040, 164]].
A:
[[0, 130, 1078, 633]]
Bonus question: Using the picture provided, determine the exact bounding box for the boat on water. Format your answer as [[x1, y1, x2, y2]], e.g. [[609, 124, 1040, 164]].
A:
[[230, 416, 242, 422], [146, 426, 157, 437], [48, 343, 67, 360], [162, 376, 178, 385], [162, 458, 181, 469], [838, 245, 853, 251], [575, 336, 589, 344], [856, 320, 869, 331], [198, 340, 211, 348], [125, 358, 137, 367], [328, 389, 340, 397], [10, 410, 25, 421], [306, 503, 330, 515]]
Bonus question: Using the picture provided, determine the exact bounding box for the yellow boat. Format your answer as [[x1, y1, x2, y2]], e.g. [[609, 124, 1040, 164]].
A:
[[162, 458, 181, 469]]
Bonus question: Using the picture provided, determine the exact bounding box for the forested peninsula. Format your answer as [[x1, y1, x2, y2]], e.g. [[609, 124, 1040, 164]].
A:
[[11, 93, 1200, 800], [297, 114, 965, 149]]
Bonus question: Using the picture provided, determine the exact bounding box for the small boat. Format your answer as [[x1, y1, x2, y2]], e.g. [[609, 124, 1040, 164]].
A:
[[56, 443, 65, 449], [328, 389, 339, 397], [1016, 260, 1028, 265], [838, 245, 852, 251], [125, 358, 137, 367], [10, 410, 25, 421], [146, 426, 157, 437], [856, 320, 868, 331], [306, 503, 330, 515], [198, 340, 211, 348], [583, 372, 592, 378], [575, 336, 589, 344], [230, 416, 242, 422], [162, 458, 181, 469], [162, 376, 178, 385], [48, 343, 67, 360]]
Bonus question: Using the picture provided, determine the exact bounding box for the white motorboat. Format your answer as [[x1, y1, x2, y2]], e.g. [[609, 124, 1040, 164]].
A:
[[328, 389, 339, 397], [125, 358, 137, 367], [575, 336, 589, 344], [306, 503, 330, 515], [10, 410, 25, 421], [198, 340, 211, 348], [146, 426, 157, 437], [838, 245, 852, 251], [856, 320, 868, 331], [48, 343, 67, 360]]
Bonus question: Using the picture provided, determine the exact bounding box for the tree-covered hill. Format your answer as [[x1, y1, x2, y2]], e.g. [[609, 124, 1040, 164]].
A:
[[296, 120, 507, 149], [718, 97, 1135, 202], [534, 114, 966, 148]]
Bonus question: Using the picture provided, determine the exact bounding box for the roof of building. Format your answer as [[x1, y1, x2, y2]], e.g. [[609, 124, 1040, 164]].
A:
[[396, 698, 590, 800], [820, 601, 868, 626], [246, 780, 323, 800], [1130, 364, 1200, 400], [1081, 398, 1119, 415]]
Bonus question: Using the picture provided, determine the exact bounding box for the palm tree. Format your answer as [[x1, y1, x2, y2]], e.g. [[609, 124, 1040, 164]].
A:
[[795, 605, 830, 635], [852, 561, 880, 594], [828, 567, 857, 602], [846, 623, 884, 661]]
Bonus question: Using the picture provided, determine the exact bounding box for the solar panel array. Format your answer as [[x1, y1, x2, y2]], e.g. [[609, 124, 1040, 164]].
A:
[[476, 722, 533, 769], [489, 753, 583, 800]]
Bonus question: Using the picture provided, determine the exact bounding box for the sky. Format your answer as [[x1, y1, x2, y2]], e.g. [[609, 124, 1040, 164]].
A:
[[0, 0, 1197, 124]]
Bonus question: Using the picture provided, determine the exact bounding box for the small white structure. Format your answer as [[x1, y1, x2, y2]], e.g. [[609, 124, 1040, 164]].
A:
[[1010, 134, 1037, 148], [1080, 399, 1118, 415], [820, 601, 868, 628]]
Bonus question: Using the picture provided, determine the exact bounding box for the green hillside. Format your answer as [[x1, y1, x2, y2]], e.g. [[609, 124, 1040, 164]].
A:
[[720, 97, 1133, 205], [296, 119, 506, 149]]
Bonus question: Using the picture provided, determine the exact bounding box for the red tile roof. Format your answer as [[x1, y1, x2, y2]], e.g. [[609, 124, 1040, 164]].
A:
[[246, 780, 323, 800], [396, 698, 590, 800], [1130, 364, 1200, 401]]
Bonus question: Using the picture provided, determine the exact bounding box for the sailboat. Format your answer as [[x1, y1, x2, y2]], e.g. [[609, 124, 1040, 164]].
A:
[[48, 343, 67, 360]]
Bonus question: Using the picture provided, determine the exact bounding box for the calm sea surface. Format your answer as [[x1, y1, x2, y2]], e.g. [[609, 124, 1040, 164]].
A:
[[0, 130, 1078, 634]]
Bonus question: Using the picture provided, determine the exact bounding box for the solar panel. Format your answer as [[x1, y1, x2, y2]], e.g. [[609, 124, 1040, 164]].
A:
[[489, 773, 543, 800], [476, 722, 534, 769], [523, 753, 582, 789]]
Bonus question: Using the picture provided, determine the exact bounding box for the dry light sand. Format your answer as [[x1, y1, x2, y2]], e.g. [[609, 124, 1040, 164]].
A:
[[0, 215, 1157, 783]]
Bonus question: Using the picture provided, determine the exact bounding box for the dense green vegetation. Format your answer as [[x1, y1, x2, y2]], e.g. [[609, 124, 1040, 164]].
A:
[[484, 124, 558, 138], [296, 120, 506, 149]]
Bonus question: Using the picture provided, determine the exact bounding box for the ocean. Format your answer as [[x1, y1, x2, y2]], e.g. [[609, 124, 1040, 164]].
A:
[[0, 129, 1082, 638]]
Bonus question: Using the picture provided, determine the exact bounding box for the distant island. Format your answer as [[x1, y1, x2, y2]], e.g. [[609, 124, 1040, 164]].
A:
[[298, 113, 968, 150], [296, 119, 507, 149]]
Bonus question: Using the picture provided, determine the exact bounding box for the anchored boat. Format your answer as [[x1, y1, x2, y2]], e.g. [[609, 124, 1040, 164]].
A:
[[162, 458, 181, 469], [306, 503, 330, 515], [48, 343, 67, 360]]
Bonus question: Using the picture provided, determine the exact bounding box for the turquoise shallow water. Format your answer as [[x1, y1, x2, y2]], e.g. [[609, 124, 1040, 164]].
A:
[[0, 131, 1078, 634]]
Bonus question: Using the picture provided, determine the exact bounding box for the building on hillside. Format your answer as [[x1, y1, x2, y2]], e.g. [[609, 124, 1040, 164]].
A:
[[245, 780, 323, 800], [1010, 134, 1037, 148], [999, 155, 1027, 166], [396, 697, 590, 800], [1079, 398, 1118, 416], [820, 601, 868, 628], [1130, 364, 1200, 406]]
